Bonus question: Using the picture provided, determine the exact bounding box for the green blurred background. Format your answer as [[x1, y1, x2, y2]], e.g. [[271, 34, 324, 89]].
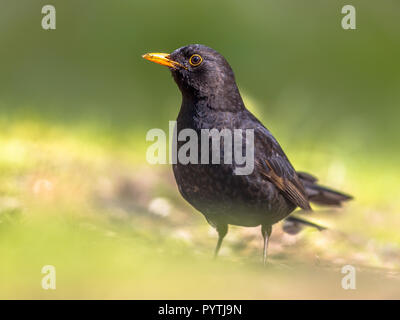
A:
[[0, 0, 399, 299]]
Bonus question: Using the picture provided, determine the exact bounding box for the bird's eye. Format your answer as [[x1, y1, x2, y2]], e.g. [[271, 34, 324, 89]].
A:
[[189, 54, 203, 67]]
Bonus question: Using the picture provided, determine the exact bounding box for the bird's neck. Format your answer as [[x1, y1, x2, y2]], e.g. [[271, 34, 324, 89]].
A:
[[180, 85, 245, 115]]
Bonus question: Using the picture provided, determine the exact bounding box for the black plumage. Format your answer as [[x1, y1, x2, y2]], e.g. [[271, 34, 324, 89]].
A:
[[143, 44, 352, 263]]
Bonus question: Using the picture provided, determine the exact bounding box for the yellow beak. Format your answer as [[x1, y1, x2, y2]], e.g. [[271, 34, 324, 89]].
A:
[[142, 52, 186, 69]]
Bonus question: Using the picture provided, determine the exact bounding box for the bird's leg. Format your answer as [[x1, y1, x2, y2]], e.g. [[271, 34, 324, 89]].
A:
[[214, 224, 228, 259], [261, 225, 272, 265]]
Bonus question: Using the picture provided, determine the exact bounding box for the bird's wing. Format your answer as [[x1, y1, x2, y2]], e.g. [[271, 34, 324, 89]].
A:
[[253, 126, 311, 211]]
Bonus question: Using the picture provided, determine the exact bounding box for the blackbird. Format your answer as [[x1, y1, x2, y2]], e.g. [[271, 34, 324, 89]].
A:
[[143, 44, 352, 263]]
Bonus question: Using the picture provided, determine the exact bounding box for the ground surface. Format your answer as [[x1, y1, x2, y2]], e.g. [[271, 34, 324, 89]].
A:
[[1, 120, 399, 299]]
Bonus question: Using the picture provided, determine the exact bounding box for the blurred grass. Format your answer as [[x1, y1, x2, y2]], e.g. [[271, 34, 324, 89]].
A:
[[0, 0, 400, 299]]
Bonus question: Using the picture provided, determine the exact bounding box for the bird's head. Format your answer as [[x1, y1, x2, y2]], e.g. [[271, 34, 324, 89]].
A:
[[143, 44, 243, 109]]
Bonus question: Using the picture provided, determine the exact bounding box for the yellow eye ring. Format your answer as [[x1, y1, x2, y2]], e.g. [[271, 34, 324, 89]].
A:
[[189, 54, 203, 67]]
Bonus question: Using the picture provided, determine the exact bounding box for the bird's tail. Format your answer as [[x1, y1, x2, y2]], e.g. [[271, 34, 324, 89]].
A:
[[282, 171, 353, 234], [297, 171, 353, 207]]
